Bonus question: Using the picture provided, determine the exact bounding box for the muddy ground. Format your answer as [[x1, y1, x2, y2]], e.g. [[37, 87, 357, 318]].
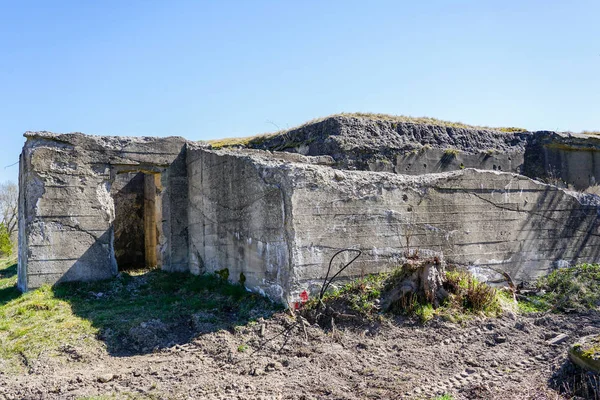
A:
[[1, 310, 599, 400]]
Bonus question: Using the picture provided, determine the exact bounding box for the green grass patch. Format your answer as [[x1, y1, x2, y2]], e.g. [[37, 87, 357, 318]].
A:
[[304, 273, 387, 319], [535, 264, 600, 312], [53, 270, 280, 351], [0, 258, 19, 305], [515, 295, 552, 313], [443, 270, 502, 316], [0, 258, 98, 372], [432, 395, 454, 400], [0, 260, 280, 372], [501, 264, 600, 315]]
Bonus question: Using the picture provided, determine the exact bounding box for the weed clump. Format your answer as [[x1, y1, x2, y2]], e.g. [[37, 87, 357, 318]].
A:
[[444, 270, 501, 315], [536, 264, 600, 312], [443, 148, 460, 158], [302, 274, 386, 320]]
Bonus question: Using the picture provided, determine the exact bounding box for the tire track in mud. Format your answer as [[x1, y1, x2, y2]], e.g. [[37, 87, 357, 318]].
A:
[[405, 321, 564, 399], [411, 352, 557, 399]]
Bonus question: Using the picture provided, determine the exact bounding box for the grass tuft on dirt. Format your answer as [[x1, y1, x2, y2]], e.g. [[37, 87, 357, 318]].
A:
[[443, 270, 503, 317], [0, 259, 280, 372], [524, 264, 600, 313]]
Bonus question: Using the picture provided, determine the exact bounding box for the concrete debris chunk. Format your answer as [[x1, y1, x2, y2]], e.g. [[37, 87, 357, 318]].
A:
[[546, 333, 569, 346]]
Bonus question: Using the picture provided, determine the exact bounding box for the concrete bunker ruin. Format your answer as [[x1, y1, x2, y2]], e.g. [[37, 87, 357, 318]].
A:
[[17, 116, 600, 305]]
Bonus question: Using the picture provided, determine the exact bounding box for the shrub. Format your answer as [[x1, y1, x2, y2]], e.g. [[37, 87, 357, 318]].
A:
[[0, 223, 12, 257]]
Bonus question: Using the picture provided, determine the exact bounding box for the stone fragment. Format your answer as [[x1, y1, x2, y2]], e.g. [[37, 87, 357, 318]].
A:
[[546, 333, 569, 346], [97, 374, 115, 383], [494, 335, 507, 344]]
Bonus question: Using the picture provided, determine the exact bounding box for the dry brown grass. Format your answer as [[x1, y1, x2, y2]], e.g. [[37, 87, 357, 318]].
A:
[[582, 130, 600, 136], [207, 134, 275, 149]]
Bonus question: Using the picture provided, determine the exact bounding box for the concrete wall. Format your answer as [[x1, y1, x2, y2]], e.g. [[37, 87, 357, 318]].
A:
[[367, 148, 523, 175], [284, 165, 600, 302], [523, 131, 600, 190], [186, 148, 600, 304], [251, 115, 530, 175], [187, 147, 292, 301], [18, 132, 189, 291]]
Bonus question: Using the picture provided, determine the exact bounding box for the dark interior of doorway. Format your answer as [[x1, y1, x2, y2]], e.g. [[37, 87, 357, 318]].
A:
[[111, 171, 159, 271]]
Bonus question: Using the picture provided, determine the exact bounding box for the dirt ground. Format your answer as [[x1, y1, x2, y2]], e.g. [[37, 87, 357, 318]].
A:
[[1, 309, 599, 400]]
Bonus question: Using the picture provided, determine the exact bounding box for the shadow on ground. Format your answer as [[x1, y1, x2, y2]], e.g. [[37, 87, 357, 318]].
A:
[[52, 269, 281, 357], [549, 358, 600, 399], [0, 262, 20, 306]]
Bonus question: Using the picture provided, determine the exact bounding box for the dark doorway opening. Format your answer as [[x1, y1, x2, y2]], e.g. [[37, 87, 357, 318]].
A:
[[111, 172, 160, 271]]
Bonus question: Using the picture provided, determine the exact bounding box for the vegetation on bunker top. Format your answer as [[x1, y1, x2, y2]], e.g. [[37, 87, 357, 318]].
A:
[[207, 112, 530, 149]]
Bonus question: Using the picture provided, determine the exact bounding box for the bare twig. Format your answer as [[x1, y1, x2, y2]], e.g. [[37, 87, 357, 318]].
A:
[[318, 249, 362, 304]]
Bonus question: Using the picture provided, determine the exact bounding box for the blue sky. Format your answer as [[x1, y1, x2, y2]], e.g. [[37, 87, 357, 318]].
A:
[[1, 0, 599, 182]]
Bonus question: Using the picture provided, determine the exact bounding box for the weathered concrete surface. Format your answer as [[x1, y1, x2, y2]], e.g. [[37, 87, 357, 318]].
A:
[[248, 115, 600, 190], [249, 115, 529, 174], [18, 132, 189, 291], [188, 148, 600, 303], [18, 124, 600, 305], [523, 131, 600, 190], [287, 164, 600, 302], [187, 148, 291, 301]]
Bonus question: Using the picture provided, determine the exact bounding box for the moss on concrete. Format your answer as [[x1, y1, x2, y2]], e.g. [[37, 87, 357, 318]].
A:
[[570, 335, 600, 373]]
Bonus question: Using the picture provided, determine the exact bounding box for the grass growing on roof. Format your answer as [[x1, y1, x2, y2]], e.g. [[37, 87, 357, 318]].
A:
[[76, 394, 158, 400], [206, 112, 528, 149], [207, 133, 275, 149], [443, 148, 460, 157], [338, 112, 527, 132], [432, 395, 454, 400]]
